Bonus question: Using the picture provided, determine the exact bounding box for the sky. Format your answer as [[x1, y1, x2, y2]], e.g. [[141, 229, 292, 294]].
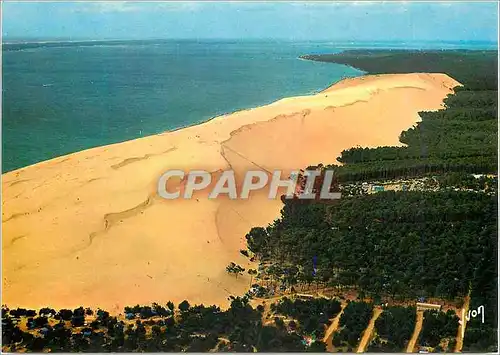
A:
[[2, 1, 499, 42]]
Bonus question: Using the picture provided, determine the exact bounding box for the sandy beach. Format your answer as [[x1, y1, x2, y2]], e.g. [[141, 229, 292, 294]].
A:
[[2, 73, 460, 312]]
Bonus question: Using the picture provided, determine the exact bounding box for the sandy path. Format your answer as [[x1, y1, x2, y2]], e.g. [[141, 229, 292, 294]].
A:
[[323, 304, 346, 352], [357, 307, 383, 353], [2, 73, 460, 312], [455, 292, 471, 352], [407, 310, 424, 353]]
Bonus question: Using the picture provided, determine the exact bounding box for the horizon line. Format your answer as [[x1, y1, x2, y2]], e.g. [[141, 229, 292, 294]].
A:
[[3, 37, 499, 43]]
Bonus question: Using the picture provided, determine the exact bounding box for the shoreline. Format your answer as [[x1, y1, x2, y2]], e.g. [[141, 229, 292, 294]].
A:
[[2, 72, 460, 311], [2, 71, 362, 175]]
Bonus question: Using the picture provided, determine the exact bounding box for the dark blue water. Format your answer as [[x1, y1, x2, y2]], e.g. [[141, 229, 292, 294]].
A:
[[2, 40, 366, 172]]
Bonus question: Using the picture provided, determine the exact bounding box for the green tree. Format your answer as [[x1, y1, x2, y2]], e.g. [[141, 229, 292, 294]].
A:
[[178, 300, 190, 312], [226, 262, 245, 279]]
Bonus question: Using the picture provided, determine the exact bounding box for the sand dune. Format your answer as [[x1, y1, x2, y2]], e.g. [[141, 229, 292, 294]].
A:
[[2, 73, 460, 312]]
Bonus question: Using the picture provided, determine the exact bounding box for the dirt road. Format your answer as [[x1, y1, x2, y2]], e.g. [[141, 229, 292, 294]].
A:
[[357, 307, 383, 353], [323, 305, 346, 352], [406, 310, 424, 352], [455, 293, 471, 352]]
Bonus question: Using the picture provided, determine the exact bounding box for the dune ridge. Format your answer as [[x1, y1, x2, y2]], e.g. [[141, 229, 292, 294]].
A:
[[2, 73, 460, 312]]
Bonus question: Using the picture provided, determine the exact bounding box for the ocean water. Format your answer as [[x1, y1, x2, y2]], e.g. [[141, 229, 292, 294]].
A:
[[2, 40, 366, 172], [3, 39, 496, 172]]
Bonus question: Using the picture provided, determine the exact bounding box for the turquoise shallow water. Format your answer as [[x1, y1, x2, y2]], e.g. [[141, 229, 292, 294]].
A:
[[2, 40, 365, 172], [3, 40, 496, 172]]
